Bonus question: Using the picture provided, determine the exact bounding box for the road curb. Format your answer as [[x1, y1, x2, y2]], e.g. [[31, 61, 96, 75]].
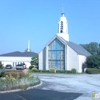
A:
[[0, 81, 43, 94], [27, 81, 43, 90]]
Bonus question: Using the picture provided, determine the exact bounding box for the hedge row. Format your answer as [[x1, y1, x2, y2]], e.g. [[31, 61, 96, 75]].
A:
[[86, 68, 100, 74], [30, 69, 77, 74]]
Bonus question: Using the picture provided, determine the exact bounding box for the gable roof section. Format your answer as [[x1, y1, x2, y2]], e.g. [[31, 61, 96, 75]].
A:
[[39, 34, 91, 56], [67, 41, 91, 56], [46, 35, 66, 46], [0, 51, 37, 57], [58, 36, 91, 56]]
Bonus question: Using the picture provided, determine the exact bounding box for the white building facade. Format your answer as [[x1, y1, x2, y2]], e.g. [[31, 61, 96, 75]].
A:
[[39, 12, 91, 73], [0, 51, 37, 68]]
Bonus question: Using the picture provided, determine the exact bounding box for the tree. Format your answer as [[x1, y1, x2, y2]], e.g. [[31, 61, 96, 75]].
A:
[[86, 55, 100, 68], [0, 62, 5, 77], [0, 62, 4, 69], [80, 42, 100, 55], [30, 55, 38, 68]]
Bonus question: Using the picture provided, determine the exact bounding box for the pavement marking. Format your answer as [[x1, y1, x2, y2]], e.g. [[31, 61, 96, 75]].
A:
[[17, 94, 27, 100]]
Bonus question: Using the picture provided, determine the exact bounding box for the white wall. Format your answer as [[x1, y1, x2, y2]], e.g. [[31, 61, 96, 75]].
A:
[[64, 45, 67, 70], [39, 44, 87, 73], [58, 14, 68, 34], [78, 55, 86, 73], [39, 47, 48, 70], [45, 46, 49, 70], [39, 51, 43, 70], [57, 33, 69, 42], [67, 45, 79, 72], [0, 56, 31, 68], [2, 62, 13, 67]]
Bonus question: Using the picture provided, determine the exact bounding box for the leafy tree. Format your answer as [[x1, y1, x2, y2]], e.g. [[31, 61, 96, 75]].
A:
[[86, 55, 100, 68], [0, 62, 4, 69], [80, 42, 100, 55], [0, 62, 5, 77], [30, 55, 38, 68]]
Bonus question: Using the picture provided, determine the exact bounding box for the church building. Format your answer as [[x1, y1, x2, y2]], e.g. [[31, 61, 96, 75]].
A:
[[39, 12, 91, 73]]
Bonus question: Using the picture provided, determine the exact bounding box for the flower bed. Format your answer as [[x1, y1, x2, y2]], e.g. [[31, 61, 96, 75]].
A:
[[0, 72, 40, 91]]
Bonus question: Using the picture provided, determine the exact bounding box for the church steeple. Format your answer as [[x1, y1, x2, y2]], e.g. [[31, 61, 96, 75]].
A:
[[26, 40, 31, 52], [57, 7, 69, 41], [58, 11, 68, 34]]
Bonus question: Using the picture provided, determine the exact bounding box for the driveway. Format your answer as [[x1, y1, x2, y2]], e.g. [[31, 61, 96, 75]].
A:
[[36, 74, 100, 100], [0, 74, 100, 100]]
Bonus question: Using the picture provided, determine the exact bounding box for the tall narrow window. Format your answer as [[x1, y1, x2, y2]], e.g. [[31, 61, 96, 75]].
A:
[[60, 21, 63, 33], [48, 38, 65, 70]]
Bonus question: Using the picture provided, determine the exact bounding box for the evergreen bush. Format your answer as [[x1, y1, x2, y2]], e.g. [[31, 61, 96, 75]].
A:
[[86, 68, 100, 74], [29, 65, 34, 69], [86, 55, 100, 68], [49, 68, 55, 73], [0, 62, 5, 77], [71, 68, 77, 73], [32, 67, 38, 72]]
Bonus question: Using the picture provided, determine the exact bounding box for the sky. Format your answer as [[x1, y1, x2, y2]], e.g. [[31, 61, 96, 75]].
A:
[[0, 0, 100, 54]]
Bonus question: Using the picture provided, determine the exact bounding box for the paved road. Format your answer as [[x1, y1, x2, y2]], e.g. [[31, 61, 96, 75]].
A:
[[0, 89, 81, 100], [0, 74, 100, 100], [36, 74, 100, 100]]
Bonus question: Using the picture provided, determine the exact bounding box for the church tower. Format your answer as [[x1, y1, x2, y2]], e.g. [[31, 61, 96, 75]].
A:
[[57, 10, 69, 41], [26, 40, 31, 52]]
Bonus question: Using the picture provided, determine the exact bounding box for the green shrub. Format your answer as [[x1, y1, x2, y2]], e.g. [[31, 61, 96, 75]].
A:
[[20, 84, 29, 91], [0, 62, 4, 69], [86, 68, 100, 74], [56, 70, 72, 74], [71, 68, 77, 73], [29, 69, 49, 73], [0, 62, 5, 77], [56, 70, 65, 73], [41, 70, 50, 73], [30, 55, 38, 68], [65, 70, 72, 74], [29, 65, 34, 69], [86, 55, 100, 68], [0, 69, 5, 77], [32, 67, 38, 72], [5, 70, 25, 78], [38, 70, 43, 73], [49, 68, 55, 73]]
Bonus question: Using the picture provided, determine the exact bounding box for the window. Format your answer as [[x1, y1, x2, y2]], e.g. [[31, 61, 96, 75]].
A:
[[48, 38, 65, 70], [60, 21, 63, 33], [60, 30, 63, 33]]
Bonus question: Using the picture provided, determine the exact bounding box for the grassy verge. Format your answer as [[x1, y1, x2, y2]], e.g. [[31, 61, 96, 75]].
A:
[[0, 71, 40, 91]]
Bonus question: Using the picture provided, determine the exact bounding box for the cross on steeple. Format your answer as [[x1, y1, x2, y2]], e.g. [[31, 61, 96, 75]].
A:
[[61, 4, 65, 16]]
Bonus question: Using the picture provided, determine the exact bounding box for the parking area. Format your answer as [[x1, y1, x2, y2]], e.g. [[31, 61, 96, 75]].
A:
[[0, 89, 81, 100], [0, 74, 100, 100], [36, 74, 100, 100]]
